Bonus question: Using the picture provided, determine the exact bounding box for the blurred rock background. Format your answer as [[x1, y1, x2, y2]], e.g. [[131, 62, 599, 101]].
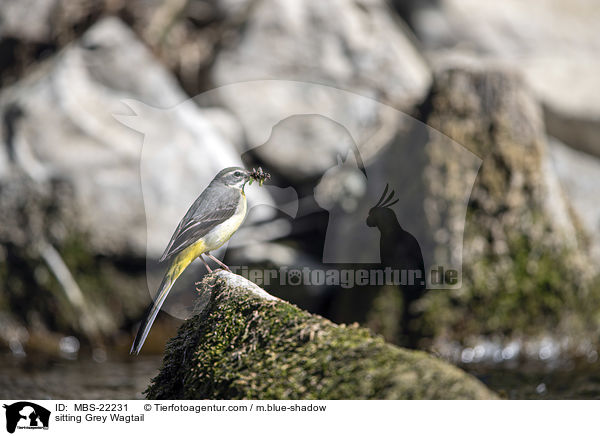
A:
[[1, 0, 599, 398]]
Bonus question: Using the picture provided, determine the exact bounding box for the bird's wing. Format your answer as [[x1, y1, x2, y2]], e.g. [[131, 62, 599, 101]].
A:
[[159, 186, 240, 262]]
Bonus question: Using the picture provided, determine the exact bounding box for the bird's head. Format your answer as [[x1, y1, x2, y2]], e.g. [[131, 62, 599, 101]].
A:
[[366, 184, 398, 227], [215, 167, 251, 190]]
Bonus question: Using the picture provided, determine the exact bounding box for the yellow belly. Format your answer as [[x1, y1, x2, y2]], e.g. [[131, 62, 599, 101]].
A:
[[169, 239, 207, 279], [168, 192, 247, 279]]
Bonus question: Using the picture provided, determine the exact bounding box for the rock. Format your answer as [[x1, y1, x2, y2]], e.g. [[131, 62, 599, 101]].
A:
[[411, 0, 600, 158], [0, 0, 124, 89], [0, 17, 248, 258], [210, 0, 430, 180], [214, 0, 429, 108], [0, 0, 58, 43], [0, 17, 260, 346], [413, 63, 599, 344], [121, 0, 220, 95], [425, 63, 579, 247], [548, 138, 600, 264], [145, 271, 496, 399], [306, 61, 593, 345], [0, 0, 125, 45], [316, 60, 599, 348]]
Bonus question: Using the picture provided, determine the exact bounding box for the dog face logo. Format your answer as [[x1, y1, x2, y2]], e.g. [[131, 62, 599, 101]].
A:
[[3, 402, 50, 433]]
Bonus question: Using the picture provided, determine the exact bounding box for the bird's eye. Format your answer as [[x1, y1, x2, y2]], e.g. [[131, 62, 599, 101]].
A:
[[234, 171, 242, 177]]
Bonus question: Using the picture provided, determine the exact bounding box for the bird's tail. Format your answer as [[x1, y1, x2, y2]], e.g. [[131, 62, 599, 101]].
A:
[[130, 255, 192, 355]]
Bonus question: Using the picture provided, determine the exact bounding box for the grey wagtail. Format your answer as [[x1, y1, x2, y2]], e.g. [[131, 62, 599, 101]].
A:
[[131, 166, 261, 355]]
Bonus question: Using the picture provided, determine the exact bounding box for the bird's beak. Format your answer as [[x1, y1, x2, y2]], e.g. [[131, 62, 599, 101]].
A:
[[241, 170, 251, 192]]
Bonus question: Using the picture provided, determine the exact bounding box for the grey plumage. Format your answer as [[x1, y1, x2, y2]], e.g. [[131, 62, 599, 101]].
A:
[[159, 181, 241, 262]]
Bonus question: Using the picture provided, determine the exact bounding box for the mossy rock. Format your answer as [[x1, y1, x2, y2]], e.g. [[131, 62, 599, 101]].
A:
[[413, 64, 600, 345], [146, 271, 496, 399]]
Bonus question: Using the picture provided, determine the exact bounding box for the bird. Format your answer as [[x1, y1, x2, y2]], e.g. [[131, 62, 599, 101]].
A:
[[366, 184, 425, 347], [130, 167, 252, 355]]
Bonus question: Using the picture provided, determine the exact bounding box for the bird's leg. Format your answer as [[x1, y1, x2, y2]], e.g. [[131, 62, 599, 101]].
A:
[[199, 254, 212, 273], [206, 252, 231, 272]]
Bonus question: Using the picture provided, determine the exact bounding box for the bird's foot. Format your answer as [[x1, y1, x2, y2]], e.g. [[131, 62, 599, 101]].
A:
[[206, 253, 231, 272], [199, 255, 212, 273]]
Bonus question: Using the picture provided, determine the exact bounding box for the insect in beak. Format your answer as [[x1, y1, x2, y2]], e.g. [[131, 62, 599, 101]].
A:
[[249, 167, 271, 186]]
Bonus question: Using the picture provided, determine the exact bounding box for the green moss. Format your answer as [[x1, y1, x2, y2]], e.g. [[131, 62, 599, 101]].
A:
[[146, 272, 496, 399], [418, 229, 600, 342], [365, 285, 403, 344]]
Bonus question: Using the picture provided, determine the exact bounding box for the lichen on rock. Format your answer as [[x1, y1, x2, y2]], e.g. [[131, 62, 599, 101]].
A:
[[146, 271, 496, 400]]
